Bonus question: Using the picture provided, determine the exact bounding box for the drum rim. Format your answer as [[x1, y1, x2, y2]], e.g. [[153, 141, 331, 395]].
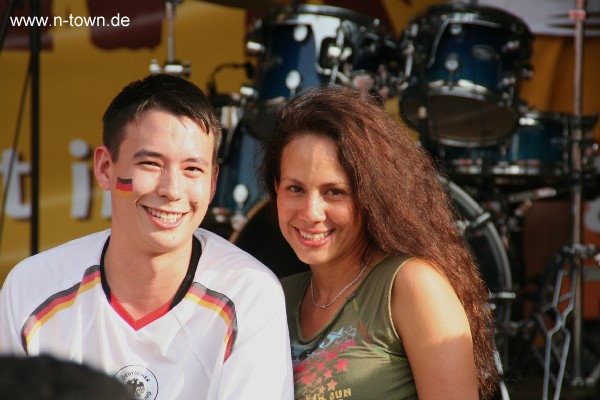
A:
[[440, 176, 513, 328], [440, 176, 512, 288], [229, 198, 271, 244], [411, 2, 532, 36], [266, 4, 383, 30], [399, 87, 520, 148]]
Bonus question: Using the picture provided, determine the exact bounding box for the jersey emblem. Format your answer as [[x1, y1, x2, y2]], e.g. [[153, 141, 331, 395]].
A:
[[115, 365, 158, 400]]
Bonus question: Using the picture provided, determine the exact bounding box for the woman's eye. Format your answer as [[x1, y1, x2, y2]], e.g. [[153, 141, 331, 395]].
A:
[[286, 185, 302, 193], [326, 188, 344, 196]]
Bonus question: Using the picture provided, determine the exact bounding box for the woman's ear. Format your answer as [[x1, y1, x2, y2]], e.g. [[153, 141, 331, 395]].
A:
[[93, 146, 113, 191], [273, 177, 279, 194]]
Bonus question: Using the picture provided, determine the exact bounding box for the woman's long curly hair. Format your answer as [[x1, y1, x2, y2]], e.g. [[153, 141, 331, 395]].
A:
[[260, 85, 499, 399]]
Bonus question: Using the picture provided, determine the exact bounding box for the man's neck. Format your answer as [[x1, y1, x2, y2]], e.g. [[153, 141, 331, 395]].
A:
[[103, 238, 193, 319]]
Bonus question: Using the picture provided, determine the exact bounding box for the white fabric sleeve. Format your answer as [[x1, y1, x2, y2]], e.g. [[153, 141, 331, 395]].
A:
[[211, 279, 294, 400], [0, 272, 27, 355]]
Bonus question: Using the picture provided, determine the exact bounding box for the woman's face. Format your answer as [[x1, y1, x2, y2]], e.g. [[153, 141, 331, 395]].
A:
[[275, 133, 368, 269]]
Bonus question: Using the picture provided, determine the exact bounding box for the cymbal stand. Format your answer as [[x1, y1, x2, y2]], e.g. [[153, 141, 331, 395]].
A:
[[569, 0, 593, 389], [149, 0, 191, 77], [505, 4, 599, 397], [507, 244, 600, 399]]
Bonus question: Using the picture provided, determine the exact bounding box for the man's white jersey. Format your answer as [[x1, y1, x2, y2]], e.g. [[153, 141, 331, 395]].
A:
[[0, 229, 293, 399]]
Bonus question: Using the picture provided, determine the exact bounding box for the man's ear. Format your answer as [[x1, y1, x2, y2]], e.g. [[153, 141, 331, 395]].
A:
[[94, 146, 113, 191]]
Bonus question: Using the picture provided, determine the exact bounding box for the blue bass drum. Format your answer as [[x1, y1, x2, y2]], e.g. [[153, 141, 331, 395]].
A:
[[399, 3, 533, 147]]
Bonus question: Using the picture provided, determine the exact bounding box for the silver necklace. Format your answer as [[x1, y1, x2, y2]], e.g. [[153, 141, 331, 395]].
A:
[[310, 250, 374, 309]]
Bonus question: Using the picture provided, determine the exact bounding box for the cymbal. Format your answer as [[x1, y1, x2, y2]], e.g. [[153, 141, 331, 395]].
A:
[[198, 0, 286, 12]]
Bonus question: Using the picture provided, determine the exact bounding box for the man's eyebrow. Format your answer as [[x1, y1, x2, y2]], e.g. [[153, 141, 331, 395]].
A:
[[133, 149, 161, 159], [133, 149, 210, 167]]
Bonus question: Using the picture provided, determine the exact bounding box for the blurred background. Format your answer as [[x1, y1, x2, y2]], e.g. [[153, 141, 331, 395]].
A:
[[1, 0, 600, 398]]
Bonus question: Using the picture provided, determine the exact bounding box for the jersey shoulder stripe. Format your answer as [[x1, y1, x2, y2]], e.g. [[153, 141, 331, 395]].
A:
[[20, 265, 101, 351], [185, 282, 237, 361]]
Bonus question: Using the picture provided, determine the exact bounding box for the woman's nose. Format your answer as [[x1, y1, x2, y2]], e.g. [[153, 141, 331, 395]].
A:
[[300, 193, 326, 222]]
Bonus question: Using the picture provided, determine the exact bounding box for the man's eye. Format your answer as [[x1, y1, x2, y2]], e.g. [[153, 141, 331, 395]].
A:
[[186, 166, 204, 173]]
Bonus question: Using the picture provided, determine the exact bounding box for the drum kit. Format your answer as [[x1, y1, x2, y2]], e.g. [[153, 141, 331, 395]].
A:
[[152, 0, 600, 397]]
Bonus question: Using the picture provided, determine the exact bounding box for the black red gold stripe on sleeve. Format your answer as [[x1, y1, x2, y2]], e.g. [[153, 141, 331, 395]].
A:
[[185, 283, 237, 362], [20, 266, 102, 352]]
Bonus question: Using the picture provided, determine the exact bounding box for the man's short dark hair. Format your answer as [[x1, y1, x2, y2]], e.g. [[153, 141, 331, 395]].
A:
[[102, 74, 222, 164]]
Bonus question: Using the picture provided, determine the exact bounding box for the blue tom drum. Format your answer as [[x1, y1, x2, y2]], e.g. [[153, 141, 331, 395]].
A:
[[399, 3, 533, 147]]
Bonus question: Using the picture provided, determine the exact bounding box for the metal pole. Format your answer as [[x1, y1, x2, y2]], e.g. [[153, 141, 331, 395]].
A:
[[570, 0, 586, 384], [30, 0, 41, 255], [166, 1, 175, 63]]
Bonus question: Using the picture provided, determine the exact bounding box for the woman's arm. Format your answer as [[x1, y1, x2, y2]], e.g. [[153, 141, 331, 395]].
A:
[[391, 258, 479, 400]]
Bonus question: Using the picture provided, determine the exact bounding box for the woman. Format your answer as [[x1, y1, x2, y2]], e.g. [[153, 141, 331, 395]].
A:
[[260, 85, 499, 399]]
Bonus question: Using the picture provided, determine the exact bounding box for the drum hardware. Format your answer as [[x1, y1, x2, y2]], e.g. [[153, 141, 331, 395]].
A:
[[205, 61, 254, 164], [566, 0, 600, 392], [507, 244, 600, 400], [500, 2, 599, 395], [456, 209, 492, 234], [206, 62, 255, 97], [230, 184, 250, 232], [506, 187, 558, 218], [149, 0, 191, 78], [209, 92, 245, 165], [495, 348, 512, 400]]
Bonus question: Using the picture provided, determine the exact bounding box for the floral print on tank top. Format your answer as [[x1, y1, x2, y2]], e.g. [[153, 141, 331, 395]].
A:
[[291, 325, 357, 400]]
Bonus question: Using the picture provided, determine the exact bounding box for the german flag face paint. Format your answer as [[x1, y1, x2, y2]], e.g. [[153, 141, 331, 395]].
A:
[[115, 177, 133, 196]]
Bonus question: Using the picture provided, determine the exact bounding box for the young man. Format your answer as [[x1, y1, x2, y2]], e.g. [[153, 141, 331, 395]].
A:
[[0, 74, 293, 400]]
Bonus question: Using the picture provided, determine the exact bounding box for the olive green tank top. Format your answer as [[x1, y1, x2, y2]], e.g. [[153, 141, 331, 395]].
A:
[[281, 255, 418, 400]]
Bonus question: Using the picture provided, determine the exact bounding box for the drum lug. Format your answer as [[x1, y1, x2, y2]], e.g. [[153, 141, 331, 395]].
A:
[[444, 53, 460, 72], [230, 184, 250, 232], [246, 40, 264, 56], [239, 84, 255, 98], [502, 74, 517, 88], [503, 39, 521, 53], [327, 45, 343, 59], [285, 70, 302, 94], [521, 66, 534, 80]]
